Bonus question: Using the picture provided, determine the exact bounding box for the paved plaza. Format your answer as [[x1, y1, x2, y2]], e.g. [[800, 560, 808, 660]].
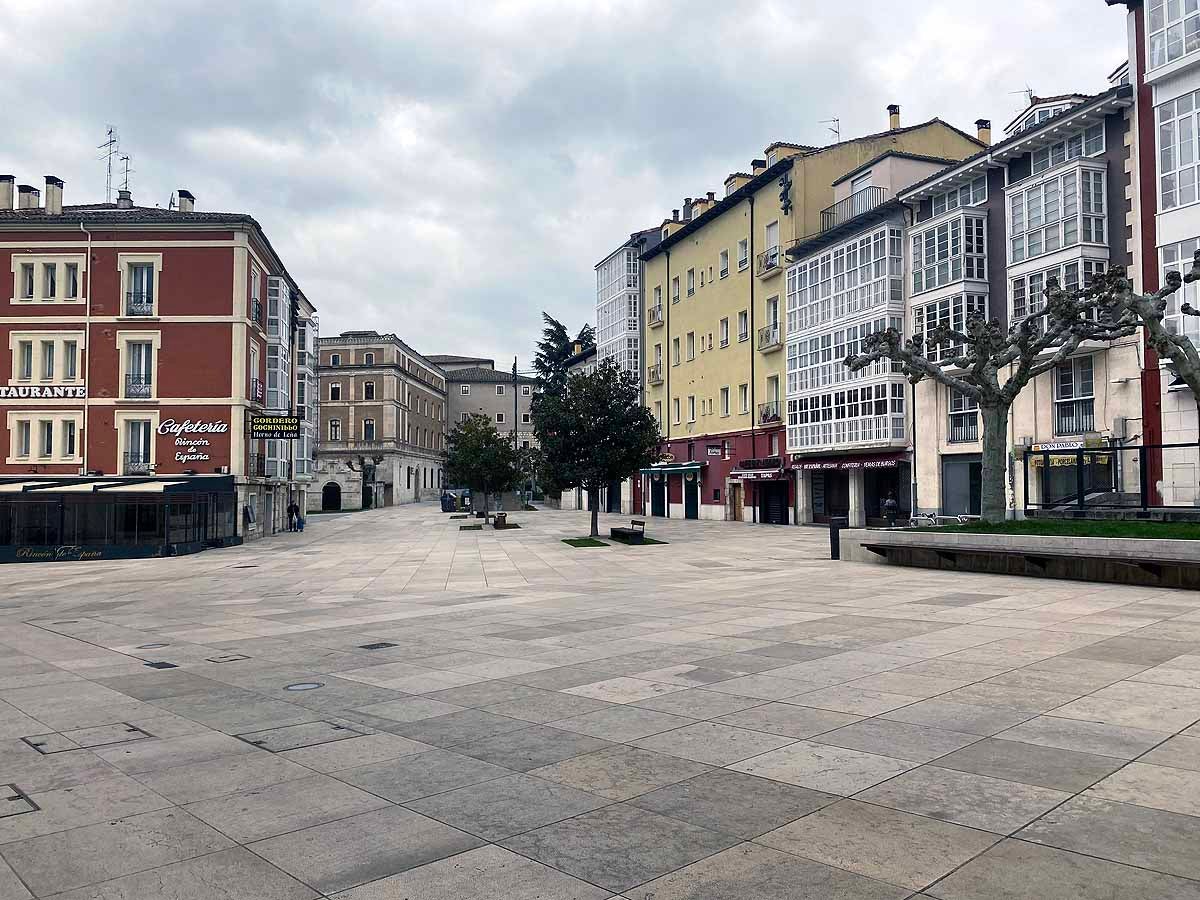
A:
[[0, 503, 1199, 898]]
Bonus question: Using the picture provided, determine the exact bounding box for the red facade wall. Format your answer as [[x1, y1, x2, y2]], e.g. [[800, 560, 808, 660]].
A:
[[660, 425, 788, 506]]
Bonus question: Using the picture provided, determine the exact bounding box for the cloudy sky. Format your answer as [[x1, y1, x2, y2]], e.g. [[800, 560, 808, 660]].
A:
[[0, 0, 1126, 365]]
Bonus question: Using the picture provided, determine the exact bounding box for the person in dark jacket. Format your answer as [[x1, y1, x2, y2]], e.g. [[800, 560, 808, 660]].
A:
[[287, 501, 300, 532]]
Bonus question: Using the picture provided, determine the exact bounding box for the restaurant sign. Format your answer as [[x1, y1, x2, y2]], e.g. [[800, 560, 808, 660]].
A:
[[0, 385, 86, 399], [158, 418, 229, 465], [795, 457, 901, 471], [249, 415, 301, 440]]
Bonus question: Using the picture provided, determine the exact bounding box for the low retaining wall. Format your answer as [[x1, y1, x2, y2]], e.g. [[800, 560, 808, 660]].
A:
[[841, 528, 1200, 589]]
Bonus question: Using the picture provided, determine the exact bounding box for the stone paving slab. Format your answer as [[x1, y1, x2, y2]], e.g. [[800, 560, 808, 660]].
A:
[[1, 502, 1199, 897]]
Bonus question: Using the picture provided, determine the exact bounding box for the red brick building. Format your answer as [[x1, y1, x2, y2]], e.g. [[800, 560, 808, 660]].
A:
[[0, 176, 316, 558]]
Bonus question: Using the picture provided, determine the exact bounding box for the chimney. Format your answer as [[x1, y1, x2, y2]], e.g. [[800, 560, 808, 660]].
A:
[[888, 104, 901, 129], [44, 176, 63, 215], [672, 209, 680, 222], [975, 118, 992, 145], [751, 158, 767, 176], [572, 341, 582, 355], [116, 189, 133, 209], [706, 191, 715, 202], [17, 184, 39, 209], [683, 197, 694, 221], [177, 188, 195, 213], [0, 175, 13, 210]]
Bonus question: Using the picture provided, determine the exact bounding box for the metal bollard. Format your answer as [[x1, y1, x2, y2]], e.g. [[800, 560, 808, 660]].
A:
[[829, 516, 849, 560]]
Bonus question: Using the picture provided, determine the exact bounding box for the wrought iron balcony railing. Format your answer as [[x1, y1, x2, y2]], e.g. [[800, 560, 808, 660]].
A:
[[758, 401, 782, 425], [757, 322, 781, 351], [1054, 399, 1096, 436], [647, 305, 663, 326], [125, 291, 153, 316], [124, 373, 152, 398], [646, 363, 663, 384], [948, 412, 979, 443], [123, 452, 154, 475], [755, 246, 781, 278]]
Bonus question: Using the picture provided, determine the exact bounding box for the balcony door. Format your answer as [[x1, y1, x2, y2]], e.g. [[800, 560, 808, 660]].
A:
[[127, 341, 153, 397], [126, 419, 152, 472], [128, 264, 154, 314]]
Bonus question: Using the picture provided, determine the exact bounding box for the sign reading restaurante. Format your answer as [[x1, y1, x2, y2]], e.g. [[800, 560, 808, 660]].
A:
[[0, 385, 86, 399]]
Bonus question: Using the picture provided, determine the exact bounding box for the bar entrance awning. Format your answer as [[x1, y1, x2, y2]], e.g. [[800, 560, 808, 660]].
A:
[[640, 461, 706, 476]]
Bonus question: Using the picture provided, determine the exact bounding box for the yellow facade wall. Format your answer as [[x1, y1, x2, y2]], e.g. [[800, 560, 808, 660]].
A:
[[644, 121, 983, 444]]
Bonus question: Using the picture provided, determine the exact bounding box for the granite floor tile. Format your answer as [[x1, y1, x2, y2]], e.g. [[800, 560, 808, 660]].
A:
[[335, 749, 514, 802], [628, 769, 836, 838], [562, 676, 688, 704], [0, 807, 234, 897], [932, 737, 1123, 792], [712, 702, 861, 739], [816, 719, 981, 763], [1087, 762, 1200, 816], [529, 745, 712, 801], [630, 688, 765, 719], [451, 724, 613, 772], [183, 773, 390, 842], [880, 699, 1033, 736], [131, 751, 311, 803], [388, 708, 533, 748], [0, 856, 30, 900], [857, 765, 1070, 833], [326, 844, 611, 900], [0, 774, 171, 843], [42, 847, 319, 900], [994, 715, 1168, 759], [1017, 794, 1200, 881], [728, 740, 915, 794], [482, 690, 616, 724], [249, 804, 484, 894], [625, 842, 909, 900], [758, 799, 1000, 890], [927, 838, 1200, 900], [550, 706, 696, 742], [278, 731, 434, 772], [1140, 734, 1200, 771], [630, 721, 796, 765], [406, 772, 609, 840], [500, 803, 739, 893], [351, 696, 466, 723]]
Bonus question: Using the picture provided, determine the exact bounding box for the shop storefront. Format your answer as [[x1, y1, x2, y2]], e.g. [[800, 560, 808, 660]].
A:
[[0, 475, 239, 562], [640, 460, 706, 519], [795, 452, 911, 526], [729, 457, 789, 524]]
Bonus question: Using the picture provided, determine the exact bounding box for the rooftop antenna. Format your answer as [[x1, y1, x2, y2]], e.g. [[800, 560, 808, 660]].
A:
[[1009, 85, 1036, 108], [98, 126, 119, 203], [819, 117, 840, 142], [119, 154, 133, 192]]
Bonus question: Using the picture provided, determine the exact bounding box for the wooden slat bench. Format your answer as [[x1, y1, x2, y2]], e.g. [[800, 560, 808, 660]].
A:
[[610, 520, 646, 545]]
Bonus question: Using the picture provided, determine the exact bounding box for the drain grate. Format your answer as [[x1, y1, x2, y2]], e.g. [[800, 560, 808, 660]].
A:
[[143, 661, 178, 670], [23, 723, 152, 755], [205, 653, 249, 663], [235, 720, 365, 752], [0, 784, 38, 819], [358, 642, 398, 650], [232, 564, 259, 569], [284, 682, 324, 692], [136, 642, 169, 650]]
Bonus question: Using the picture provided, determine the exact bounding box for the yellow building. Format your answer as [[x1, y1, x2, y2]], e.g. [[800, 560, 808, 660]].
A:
[[641, 106, 983, 523]]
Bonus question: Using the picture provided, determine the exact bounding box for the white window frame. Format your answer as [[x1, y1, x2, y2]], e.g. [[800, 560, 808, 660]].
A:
[[496, 412, 505, 424], [1030, 124, 1104, 177], [329, 418, 341, 440], [719, 317, 729, 347], [1161, 238, 1200, 343], [737, 310, 749, 341], [10, 254, 87, 306], [1158, 91, 1200, 210], [1149, 0, 1200, 70], [362, 417, 376, 441], [118, 253, 163, 317], [737, 239, 749, 270], [720, 387, 730, 417], [330, 353, 341, 366], [9, 331, 84, 384], [460, 384, 470, 395], [117, 331, 161, 401], [738, 383, 749, 414], [7, 410, 83, 464], [931, 176, 987, 217], [719, 250, 729, 278], [1008, 166, 1105, 265], [114, 409, 160, 473], [1054, 355, 1096, 436]]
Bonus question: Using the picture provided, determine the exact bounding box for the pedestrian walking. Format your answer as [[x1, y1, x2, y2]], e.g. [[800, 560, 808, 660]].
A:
[[287, 501, 300, 532], [882, 492, 899, 528]]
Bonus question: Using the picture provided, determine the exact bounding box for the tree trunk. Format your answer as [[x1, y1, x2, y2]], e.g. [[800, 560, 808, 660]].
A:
[[482, 486, 490, 524], [979, 403, 1011, 524], [588, 487, 600, 538]]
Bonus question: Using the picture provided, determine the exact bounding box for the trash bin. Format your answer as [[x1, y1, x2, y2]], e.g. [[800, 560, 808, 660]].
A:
[[494, 512, 507, 529], [440, 494, 454, 513], [829, 516, 849, 561]]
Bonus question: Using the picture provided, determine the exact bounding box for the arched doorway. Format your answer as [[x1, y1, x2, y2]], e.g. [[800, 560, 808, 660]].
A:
[[321, 482, 342, 511]]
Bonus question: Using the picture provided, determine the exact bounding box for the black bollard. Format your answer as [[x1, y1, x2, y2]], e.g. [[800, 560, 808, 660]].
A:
[[829, 516, 849, 560]]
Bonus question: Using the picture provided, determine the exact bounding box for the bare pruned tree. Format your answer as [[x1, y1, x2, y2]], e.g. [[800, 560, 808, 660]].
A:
[[846, 279, 1136, 523], [1089, 253, 1200, 423]]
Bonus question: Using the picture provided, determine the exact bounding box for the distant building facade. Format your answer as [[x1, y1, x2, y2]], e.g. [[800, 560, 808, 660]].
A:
[[312, 331, 446, 511]]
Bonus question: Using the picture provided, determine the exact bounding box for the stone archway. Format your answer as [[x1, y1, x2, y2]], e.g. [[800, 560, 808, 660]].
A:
[[321, 482, 342, 511]]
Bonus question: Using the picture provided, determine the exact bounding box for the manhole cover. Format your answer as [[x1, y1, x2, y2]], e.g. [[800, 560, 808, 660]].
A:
[[284, 682, 324, 691], [0, 784, 38, 819], [206, 653, 249, 664], [143, 661, 178, 669], [23, 723, 152, 754], [235, 721, 364, 752], [136, 642, 168, 650], [358, 642, 398, 650]]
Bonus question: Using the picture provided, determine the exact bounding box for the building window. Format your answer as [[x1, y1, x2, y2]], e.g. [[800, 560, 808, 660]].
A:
[[737, 239, 749, 270], [787, 381, 906, 450], [1011, 259, 1105, 323], [17, 341, 32, 381], [1158, 91, 1200, 209], [125, 340, 154, 399], [127, 262, 155, 316], [521, 412, 530, 424], [912, 294, 988, 362], [364, 352, 375, 364], [910, 218, 984, 294], [522, 385, 531, 396], [1161, 238, 1200, 342], [737, 310, 749, 341], [330, 353, 341, 366], [460, 412, 470, 423], [719, 250, 729, 278], [654, 400, 663, 426], [329, 382, 341, 401], [64, 340, 77, 380], [948, 389, 979, 442], [1149, 0, 1200, 69], [496, 384, 505, 395], [1031, 124, 1104, 176], [124, 419, 153, 473], [720, 386, 730, 416], [673, 398, 681, 424], [15, 420, 30, 458], [329, 419, 340, 440], [653, 285, 662, 308], [460, 384, 470, 395], [686, 332, 695, 360], [931, 176, 987, 216], [1009, 168, 1105, 264], [43, 264, 57, 299], [362, 418, 375, 441], [19, 263, 34, 299], [790, 226, 905, 334], [672, 337, 680, 366], [738, 383, 749, 414], [496, 412, 505, 424], [1055, 355, 1096, 435], [364, 381, 375, 400], [687, 268, 695, 296], [671, 276, 680, 303], [719, 318, 730, 347], [687, 396, 696, 422]]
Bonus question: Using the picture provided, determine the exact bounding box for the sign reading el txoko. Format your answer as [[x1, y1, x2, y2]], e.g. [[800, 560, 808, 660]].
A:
[[158, 418, 229, 464]]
